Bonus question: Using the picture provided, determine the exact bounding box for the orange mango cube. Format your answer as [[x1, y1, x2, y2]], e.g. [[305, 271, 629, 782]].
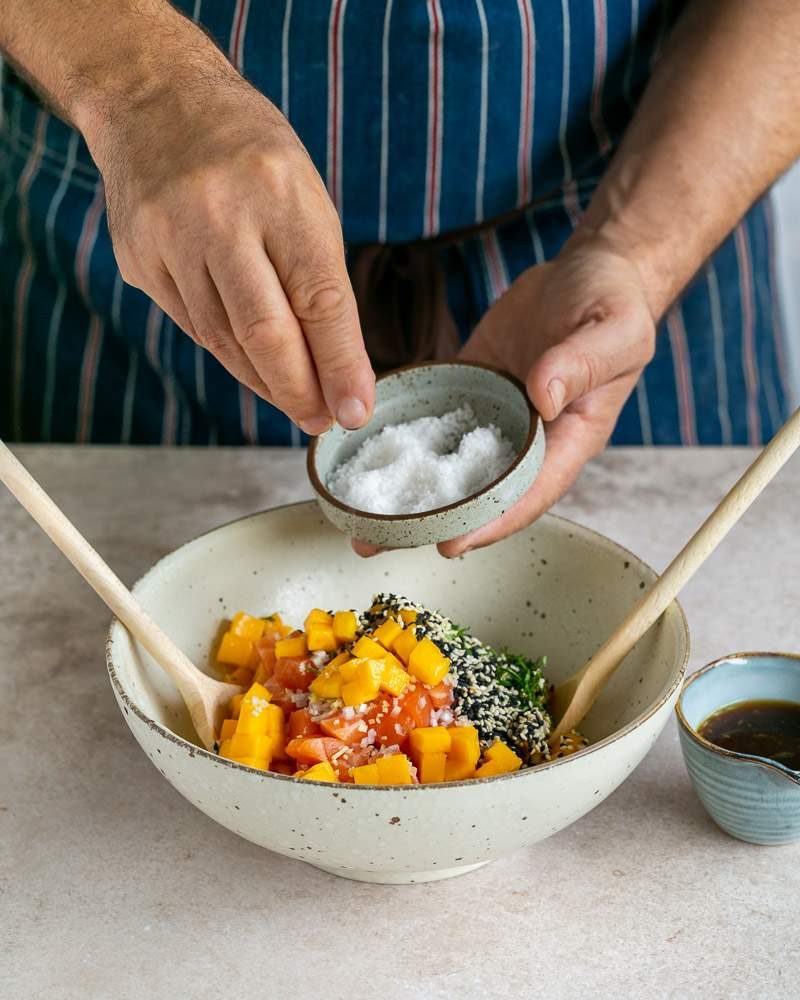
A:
[[375, 753, 414, 785], [448, 726, 481, 767], [399, 608, 418, 624], [373, 619, 403, 650], [297, 761, 338, 782], [230, 611, 266, 642], [219, 718, 237, 742], [408, 637, 450, 687], [310, 664, 345, 699], [475, 740, 523, 777], [379, 660, 412, 697], [306, 624, 337, 652], [392, 626, 418, 665], [217, 631, 254, 668], [352, 762, 381, 784], [341, 659, 383, 707], [275, 633, 308, 659], [444, 758, 476, 782], [332, 610, 358, 644], [409, 726, 452, 755], [417, 752, 447, 784]]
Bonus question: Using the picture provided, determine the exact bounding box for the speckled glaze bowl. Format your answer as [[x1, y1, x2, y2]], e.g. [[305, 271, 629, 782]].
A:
[[107, 500, 689, 884], [677, 654, 800, 845], [307, 361, 545, 547]]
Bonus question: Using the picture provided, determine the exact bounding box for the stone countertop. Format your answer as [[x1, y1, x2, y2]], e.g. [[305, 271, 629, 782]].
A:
[[2, 446, 797, 1000]]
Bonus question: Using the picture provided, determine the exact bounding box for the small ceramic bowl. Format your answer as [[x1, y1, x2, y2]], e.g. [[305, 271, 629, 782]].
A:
[[677, 653, 800, 845], [307, 361, 545, 547], [107, 500, 689, 884]]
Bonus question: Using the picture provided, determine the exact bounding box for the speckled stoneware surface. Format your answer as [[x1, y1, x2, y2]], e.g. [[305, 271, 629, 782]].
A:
[[307, 361, 545, 547], [106, 500, 688, 884], [677, 654, 800, 845]]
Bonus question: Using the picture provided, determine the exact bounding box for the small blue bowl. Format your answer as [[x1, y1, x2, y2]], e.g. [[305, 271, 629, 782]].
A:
[[676, 653, 800, 845]]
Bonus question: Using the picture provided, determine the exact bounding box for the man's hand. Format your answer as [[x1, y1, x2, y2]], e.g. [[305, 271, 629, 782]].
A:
[[436, 237, 654, 556], [91, 71, 374, 436], [2, 0, 375, 435]]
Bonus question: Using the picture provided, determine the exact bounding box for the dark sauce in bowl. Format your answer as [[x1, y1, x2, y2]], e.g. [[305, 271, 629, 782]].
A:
[[698, 699, 800, 771]]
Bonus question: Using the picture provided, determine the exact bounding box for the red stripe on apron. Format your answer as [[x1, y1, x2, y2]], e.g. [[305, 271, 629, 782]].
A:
[[733, 222, 762, 445], [666, 304, 698, 446]]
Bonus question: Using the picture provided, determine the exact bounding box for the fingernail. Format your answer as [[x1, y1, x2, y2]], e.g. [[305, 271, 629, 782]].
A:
[[547, 378, 566, 417], [337, 397, 367, 429], [300, 415, 333, 436]]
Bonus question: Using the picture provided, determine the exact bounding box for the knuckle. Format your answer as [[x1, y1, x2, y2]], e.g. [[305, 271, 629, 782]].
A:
[[195, 325, 230, 356], [289, 278, 349, 326]]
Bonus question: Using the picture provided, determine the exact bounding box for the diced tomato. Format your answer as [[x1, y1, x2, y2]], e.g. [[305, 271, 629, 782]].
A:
[[319, 710, 368, 746], [400, 685, 434, 729], [254, 639, 276, 676], [264, 676, 296, 715], [285, 736, 349, 764], [273, 656, 315, 692], [333, 745, 374, 781], [288, 708, 321, 740], [428, 680, 454, 709], [268, 759, 295, 775]]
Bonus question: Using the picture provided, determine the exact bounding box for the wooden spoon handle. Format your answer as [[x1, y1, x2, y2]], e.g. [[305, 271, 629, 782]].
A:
[[553, 406, 800, 740], [0, 440, 203, 698]]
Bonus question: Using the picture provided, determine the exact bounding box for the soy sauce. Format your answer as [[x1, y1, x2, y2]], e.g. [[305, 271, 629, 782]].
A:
[[698, 699, 800, 771]]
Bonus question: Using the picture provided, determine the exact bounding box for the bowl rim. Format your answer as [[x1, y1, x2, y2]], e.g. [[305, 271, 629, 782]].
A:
[[675, 651, 800, 784], [106, 500, 690, 789], [306, 360, 541, 522]]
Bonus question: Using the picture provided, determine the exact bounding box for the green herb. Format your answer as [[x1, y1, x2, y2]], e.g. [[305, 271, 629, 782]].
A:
[[496, 653, 548, 706], [446, 622, 470, 639]]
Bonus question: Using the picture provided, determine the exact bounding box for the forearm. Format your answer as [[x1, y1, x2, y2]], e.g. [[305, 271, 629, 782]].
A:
[[0, 1, 233, 145], [577, 0, 800, 320]]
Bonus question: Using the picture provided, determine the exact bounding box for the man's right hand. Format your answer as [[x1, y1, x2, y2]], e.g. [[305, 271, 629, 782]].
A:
[[85, 62, 374, 435]]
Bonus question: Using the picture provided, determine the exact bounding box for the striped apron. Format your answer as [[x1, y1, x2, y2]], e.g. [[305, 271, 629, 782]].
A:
[[0, 1, 790, 446]]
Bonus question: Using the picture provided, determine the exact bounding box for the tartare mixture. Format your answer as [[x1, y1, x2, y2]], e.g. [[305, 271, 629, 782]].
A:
[[213, 594, 586, 784], [326, 405, 516, 515]]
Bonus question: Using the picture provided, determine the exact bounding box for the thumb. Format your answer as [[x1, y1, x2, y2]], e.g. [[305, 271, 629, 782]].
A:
[[527, 313, 653, 421]]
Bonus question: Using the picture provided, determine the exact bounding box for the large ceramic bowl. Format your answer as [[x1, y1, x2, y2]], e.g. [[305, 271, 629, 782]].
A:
[[307, 361, 545, 547], [107, 501, 689, 884]]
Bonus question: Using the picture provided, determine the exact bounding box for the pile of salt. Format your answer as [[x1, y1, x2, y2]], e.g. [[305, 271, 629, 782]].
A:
[[326, 404, 516, 515]]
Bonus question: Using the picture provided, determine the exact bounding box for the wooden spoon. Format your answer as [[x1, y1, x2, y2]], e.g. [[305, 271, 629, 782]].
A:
[[550, 406, 800, 747], [0, 441, 241, 750]]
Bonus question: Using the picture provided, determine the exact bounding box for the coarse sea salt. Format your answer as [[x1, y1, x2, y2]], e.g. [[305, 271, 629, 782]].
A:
[[326, 404, 516, 515]]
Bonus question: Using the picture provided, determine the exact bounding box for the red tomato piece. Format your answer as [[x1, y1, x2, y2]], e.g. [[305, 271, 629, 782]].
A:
[[319, 710, 368, 746], [428, 680, 454, 709], [288, 708, 321, 740], [285, 736, 348, 764], [268, 759, 295, 775], [274, 656, 315, 692], [400, 685, 434, 729]]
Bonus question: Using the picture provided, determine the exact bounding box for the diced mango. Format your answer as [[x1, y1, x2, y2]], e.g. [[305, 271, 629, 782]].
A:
[[399, 608, 417, 625], [408, 637, 450, 687], [332, 610, 358, 644], [352, 762, 380, 785], [444, 758, 476, 781], [310, 664, 345, 699], [379, 660, 412, 697], [338, 659, 358, 681], [375, 753, 413, 785], [261, 702, 284, 734], [353, 635, 388, 661], [341, 659, 383, 707], [392, 626, 418, 665], [373, 618, 403, 650], [217, 631, 254, 668], [263, 612, 284, 628], [297, 760, 338, 782], [275, 633, 308, 659], [475, 740, 523, 777], [448, 725, 481, 767], [304, 608, 333, 632], [236, 683, 273, 734], [306, 624, 337, 652], [229, 693, 244, 719], [218, 738, 232, 758], [230, 611, 266, 642], [219, 718, 237, 742], [235, 756, 269, 770], [409, 726, 452, 755], [228, 731, 273, 760], [327, 651, 351, 670], [417, 752, 447, 784]]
